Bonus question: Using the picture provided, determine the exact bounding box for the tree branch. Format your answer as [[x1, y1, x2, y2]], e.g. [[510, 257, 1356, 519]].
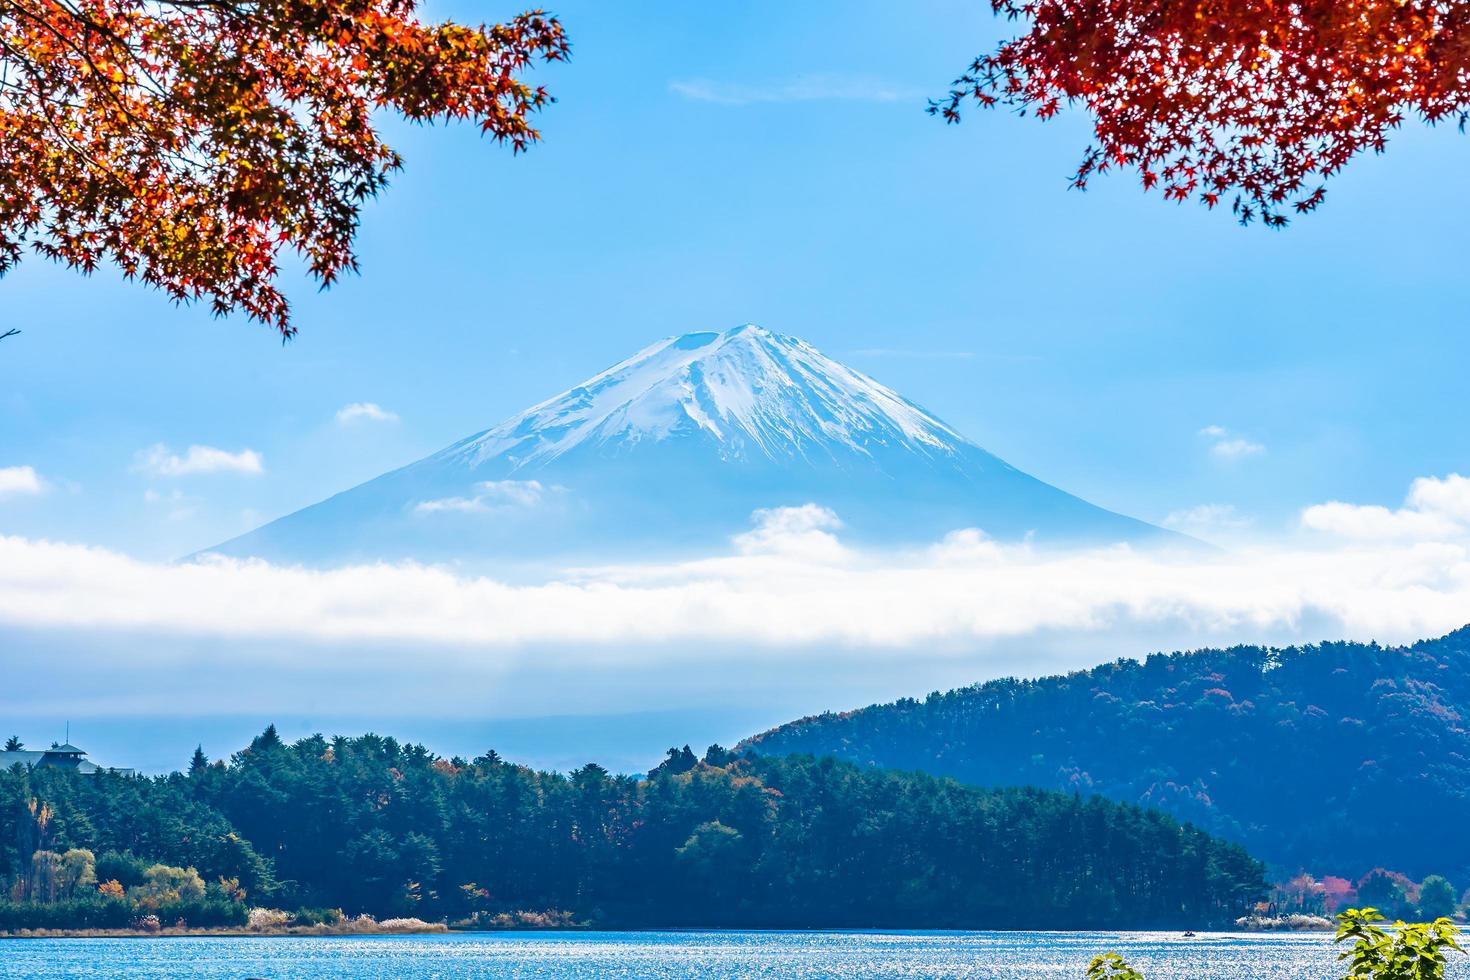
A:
[[0, 328, 20, 341]]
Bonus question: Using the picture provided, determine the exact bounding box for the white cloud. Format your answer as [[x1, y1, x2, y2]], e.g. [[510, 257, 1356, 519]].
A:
[[1301, 473, 1470, 541], [850, 349, 977, 361], [143, 487, 199, 522], [415, 480, 556, 514], [335, 402, 399, 425], [1406, 473, 1470, 521], [733, 504, 847, 561], [1198, 425, 1264, 460], [1211, 438, 1265, 460], [9, 477, 1470, 717], [136, 444, 263, 477], [0, 465, 44, 497], [1163, 504, 1253, 538], [4, 494, 1470, 654], [670, 74, 922, 106]]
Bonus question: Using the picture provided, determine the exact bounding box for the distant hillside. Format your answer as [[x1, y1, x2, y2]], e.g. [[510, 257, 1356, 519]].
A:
[[741, 628, 1470, 881]]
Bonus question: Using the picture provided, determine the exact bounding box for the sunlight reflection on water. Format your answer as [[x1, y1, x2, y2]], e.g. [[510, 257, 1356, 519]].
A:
[[4, 930, 1467, 980]]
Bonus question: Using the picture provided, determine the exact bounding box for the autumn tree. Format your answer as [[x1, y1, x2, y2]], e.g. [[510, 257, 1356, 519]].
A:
[[0, 0, 569, 336], [934, 0, 1470, 226]]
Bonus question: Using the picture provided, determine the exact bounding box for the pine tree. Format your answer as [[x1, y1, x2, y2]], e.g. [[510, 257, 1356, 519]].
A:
[[3, 736, 21, 752], [189, 745, 209, 776], [250, 725, 283, 753]]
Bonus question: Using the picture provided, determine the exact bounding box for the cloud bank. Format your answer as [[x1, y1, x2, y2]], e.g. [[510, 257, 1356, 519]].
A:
[[9, 477, 1470, 722], [4, 496, 1470, 655]]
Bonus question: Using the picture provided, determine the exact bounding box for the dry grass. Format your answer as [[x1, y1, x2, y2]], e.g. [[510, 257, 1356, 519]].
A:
[[1, 914, 449, 939]]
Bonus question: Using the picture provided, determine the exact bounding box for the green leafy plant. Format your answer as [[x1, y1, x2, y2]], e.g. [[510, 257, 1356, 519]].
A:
[[1087, 953, 1145, 980], [1336, 907, 1464, 980]]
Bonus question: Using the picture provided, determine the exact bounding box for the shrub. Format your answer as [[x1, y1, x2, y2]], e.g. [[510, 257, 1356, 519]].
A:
[[292, 907, 343, 927], [0, 897, 133, 931], [246, 907, 291, 931], [1087, 954, 1144, 980]]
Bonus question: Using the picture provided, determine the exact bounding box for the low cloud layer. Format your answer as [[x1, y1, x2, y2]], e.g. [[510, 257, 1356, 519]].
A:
[[8, 478, 1470, 722], [4, 497, 1470, 654]]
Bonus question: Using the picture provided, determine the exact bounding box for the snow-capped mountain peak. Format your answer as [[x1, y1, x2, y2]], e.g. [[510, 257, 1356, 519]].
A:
[[207, 324, 1175, 566], [443, 325, 966, 471]]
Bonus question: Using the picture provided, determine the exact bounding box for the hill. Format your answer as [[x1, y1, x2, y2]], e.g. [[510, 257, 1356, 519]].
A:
[[205, 324, 1175, 565], [741, 628, 1470, 882], [0, 731, 1263, 930]]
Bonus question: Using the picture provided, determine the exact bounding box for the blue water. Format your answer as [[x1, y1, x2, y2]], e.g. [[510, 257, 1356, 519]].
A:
[[3, 930, 1467, 979]]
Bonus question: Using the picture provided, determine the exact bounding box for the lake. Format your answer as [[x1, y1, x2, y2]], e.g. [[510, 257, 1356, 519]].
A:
[[4, 930, 1468, 979]]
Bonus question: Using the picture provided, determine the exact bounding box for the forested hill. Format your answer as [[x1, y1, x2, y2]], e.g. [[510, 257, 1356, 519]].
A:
[[741, 628, 1470, 882], [1, 732, 1263, 930]]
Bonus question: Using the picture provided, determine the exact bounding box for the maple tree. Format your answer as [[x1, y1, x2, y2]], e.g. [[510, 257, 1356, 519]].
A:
[[0, 1, 568, 336], [933, 0, 1468, 226]]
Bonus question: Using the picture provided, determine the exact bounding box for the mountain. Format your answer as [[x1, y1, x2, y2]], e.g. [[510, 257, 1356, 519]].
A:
[[208, 324, 1175, 565], [739, 627, 1470, 882]]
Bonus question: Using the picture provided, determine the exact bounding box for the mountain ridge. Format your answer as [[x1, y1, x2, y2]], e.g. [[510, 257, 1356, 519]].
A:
[[738, 626, 1470, 880]]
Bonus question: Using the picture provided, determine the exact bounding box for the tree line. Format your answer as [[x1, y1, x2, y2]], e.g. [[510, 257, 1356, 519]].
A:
[[1, 729, 1266, 930]]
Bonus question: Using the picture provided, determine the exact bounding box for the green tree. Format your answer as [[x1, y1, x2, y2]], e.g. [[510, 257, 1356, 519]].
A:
[[1358, 871, 1415, 921], [57, 848, 96, 900], [3, 736, 21, 752], [129, 864, 207, 910], [1419, 877, 1459, 921], [676, 820, 743, 881], [189, 746, 209, 777], [1336, 908, 1463, 980], [27, 850, 61, 903]]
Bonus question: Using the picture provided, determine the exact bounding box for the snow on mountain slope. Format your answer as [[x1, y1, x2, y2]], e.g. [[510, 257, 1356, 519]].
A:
[[206, 325, 1177, 567], [440, 325, 966, 470]]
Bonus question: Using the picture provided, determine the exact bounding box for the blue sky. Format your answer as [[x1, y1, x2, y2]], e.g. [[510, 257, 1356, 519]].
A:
[[4, 1, 1470, 770], [5, 0, 1469, 558]]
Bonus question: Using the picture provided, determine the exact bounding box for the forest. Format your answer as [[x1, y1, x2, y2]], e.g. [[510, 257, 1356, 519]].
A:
[[743, 628, 1470, 885], [0, 731, 1264, 931]]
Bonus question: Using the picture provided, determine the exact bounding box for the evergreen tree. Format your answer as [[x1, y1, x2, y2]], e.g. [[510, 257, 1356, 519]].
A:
[[0, 731, 1268, 928], [3, 736, 21, 752], [188, 746, 208, 776]]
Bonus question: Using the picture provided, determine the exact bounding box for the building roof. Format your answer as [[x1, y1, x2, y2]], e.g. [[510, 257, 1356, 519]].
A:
[[50, 743, 86, 755], [1, 747, 127, 775]]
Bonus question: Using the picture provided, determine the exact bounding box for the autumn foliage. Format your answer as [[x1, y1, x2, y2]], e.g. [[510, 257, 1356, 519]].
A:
[[934, 0, 1469, 225], [0, 1, 568, 335]]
